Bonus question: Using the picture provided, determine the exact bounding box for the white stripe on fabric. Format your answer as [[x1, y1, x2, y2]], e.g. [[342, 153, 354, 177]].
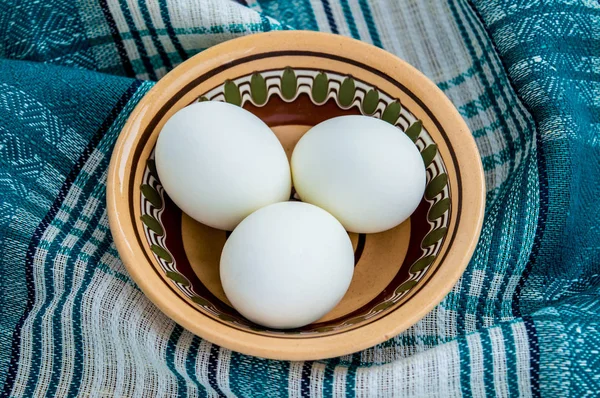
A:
[[216, 347, 235, 397], [467, 332, 486, 398], [110, 278, 144, 398], [332, 364, 347, 398], [490, 327, 508, 398], [80, 268, 117, 397], [310, 362, 326, 398], [288, 361, 303, 398], [512, 322, 533, 398]]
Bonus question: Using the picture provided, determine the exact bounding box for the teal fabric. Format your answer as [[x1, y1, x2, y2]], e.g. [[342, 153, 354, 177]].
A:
[[0, 0, 598, 396]]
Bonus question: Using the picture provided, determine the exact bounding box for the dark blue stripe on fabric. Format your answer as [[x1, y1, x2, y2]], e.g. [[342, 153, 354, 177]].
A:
[[158, 0, 188, 62], [480, 330, 495, 397], [138, 0, 173, 71], [300, 361, 313, 398], [322, 357, 340, 397], [339, 0, 360, 39], [501, 322, 521, 398], [166, 324, 188, 397], [357, 0, 382, 47], [320, 0, 339, 34], [98, 0, 135, 77], [207, 344, 226, 397], [458, 336, 472, 397], [117, 0, 158, 80], [523, 316, 541, 398], [1, 80, 142, 397], [345, 353, 361, 397]]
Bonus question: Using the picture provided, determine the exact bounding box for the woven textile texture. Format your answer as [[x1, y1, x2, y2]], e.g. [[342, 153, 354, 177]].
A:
[[0, 0, 598, 396]]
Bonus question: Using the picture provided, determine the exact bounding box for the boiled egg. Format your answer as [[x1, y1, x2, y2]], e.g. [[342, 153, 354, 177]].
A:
[[155, 101, 291, 231], [291, 115, 426, 234], [220, 201, 354, 329]]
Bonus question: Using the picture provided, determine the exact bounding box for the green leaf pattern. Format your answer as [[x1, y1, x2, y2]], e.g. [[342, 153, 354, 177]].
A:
[[281, 67, 297, 100], [224, 80, 241, 106], [141, 184, 162, 208], [382, 101, 401, 124], [250, 73, 267, 105], [151, 244, 173, 263], [362, 89, 379, 115], [312, 72, 329, 103], [338, 76, 356, 107], [166, 271, 190, 286]]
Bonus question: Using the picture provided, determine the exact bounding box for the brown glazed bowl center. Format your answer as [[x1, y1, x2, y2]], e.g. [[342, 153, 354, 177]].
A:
[[107, 31, 485, 360]]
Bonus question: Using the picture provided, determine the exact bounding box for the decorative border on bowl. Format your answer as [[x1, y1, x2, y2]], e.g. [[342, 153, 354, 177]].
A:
[[139, 68, 450, 334]]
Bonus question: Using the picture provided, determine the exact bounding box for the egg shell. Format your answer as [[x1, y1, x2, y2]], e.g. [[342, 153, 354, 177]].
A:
[[220, 201, 354, 329], [291, 115, 426, 234], [155, 101, 291, 231]]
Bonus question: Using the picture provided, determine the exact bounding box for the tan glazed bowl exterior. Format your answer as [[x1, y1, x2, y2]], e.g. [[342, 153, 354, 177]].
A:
[[107, 31, 485, 360]]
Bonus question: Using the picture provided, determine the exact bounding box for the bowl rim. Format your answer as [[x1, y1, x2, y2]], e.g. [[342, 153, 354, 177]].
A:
[[107, 30, 485, 360]]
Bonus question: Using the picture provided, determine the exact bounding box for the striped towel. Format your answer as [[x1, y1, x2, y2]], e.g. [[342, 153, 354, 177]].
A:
[[0, 0, 598, 396]]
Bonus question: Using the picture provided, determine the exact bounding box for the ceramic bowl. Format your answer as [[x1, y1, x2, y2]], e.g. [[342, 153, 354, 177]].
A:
[[107, 31, 485, 360]]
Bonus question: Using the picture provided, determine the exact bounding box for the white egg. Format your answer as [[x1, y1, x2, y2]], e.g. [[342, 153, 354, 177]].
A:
[[291, 115, 426, 234], [220, 202, 354, 329], [155, 101, 291, 231]]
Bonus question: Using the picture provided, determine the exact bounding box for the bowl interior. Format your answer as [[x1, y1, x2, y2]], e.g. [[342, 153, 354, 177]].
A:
[[137, 66, 452, 337]]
